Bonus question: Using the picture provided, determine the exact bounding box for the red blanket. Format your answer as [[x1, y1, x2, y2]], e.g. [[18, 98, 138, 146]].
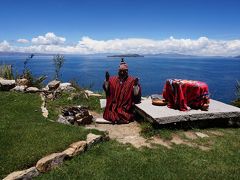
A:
[[163, 79, 209, 111], [103, 76, 141, 123]]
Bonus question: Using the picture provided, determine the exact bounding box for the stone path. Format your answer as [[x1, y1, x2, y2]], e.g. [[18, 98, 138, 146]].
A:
[[86, 120, 223, 151]]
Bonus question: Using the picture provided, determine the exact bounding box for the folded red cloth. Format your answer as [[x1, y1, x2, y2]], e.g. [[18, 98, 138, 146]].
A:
[[163, 79, 209, 111]]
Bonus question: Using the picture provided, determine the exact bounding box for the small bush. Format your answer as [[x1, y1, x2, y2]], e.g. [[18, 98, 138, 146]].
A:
[[19, 54, 47, 88], [53, 54, 64, 80], [0, 64, 14, 79]]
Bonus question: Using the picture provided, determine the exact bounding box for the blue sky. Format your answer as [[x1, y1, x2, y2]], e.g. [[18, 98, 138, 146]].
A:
[[0, 0, 240, 55]]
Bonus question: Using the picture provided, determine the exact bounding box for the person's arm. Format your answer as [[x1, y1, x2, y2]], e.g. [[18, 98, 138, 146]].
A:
[[103, 71, 110, 96], [133, 78, 141, 103]]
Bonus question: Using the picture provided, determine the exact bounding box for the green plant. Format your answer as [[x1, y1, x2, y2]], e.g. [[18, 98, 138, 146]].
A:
[[22, 68, 47, 88], [0, 64, 14, 79], [20, 54, 47, 88], [53, 54, 64, 80], [23, 54, 34, 75]]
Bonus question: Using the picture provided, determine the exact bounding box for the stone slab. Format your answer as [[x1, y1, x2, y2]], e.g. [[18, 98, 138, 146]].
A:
[[95, 118, 112, 124], [135, 98, 240, 125]]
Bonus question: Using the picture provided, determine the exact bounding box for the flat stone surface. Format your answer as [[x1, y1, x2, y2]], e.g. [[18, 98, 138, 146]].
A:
[[135, 98, 240, 125], [95, 118, 112, 124]]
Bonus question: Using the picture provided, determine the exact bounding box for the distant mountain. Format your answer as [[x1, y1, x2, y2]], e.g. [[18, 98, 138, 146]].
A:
[[0, 51, 54, 56], [143, 53, 200, 58], [235, 55, 240, 58], [107, 54, 144, 57]]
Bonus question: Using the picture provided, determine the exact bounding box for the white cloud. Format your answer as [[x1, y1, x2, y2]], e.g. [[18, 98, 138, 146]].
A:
[[1, 34, 240, 56], [0, 40, 12, 51], [17, 38, 29, 43], [32, 32, 66, 45]]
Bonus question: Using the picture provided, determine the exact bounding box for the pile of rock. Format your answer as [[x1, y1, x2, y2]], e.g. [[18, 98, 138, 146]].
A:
[[42, 80, 76, 100], [0, 77, 41, 92], [0, 78, 77, 95], [57, 106, 93, 125]]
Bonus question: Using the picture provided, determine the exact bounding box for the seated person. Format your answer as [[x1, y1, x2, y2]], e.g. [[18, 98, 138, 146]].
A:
[[103, 59, 141, 124]]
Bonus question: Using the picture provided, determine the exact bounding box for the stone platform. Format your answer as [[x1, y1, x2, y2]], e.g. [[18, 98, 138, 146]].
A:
[[135, 98, 240, 125]]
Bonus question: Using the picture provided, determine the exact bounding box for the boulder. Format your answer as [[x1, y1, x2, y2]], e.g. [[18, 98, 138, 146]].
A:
[[86, 133, 102, 149], [11, 85, 27, 92], [63, 141, 87, 157], [76, 115, 93, 125], [0, 79, 16, 91], [3, 167, 39, 180], [57, 115, 75, 125], [16, 78, 28, 86], [26, 87, 39, 93], [47, 80, 60, 91], [58, 83, 76, 92], [36, 152, 66, 173]]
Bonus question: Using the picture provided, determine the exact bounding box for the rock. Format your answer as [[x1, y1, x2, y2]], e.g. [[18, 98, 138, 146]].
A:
[[36, 152, 66, 173], [195, 132, 209, 138], [0, 79, 16, 91], [58, 83, 73, 90], [89, 93, 102, 97], [84, 90, 102, 97], [85, 90, 94, 95], [41, 87, 49, 92], [86, 133, 102, 149], [63, 141, 87, 157], [135, 98, 240, 125], [11, 85, 27, 92], [41, 104, 48, 118], [64, 86, 76, 92], [47, 93, 54, 100], [58, 83, 76, 92], [183, 131, 198, 140], [95, 118, 112, 124], [16, 78, 28, 86], [100, 99, 106, 109], [47, 80, 60, 91], [76, 115, 93, 125], [3, 167, 39, 180], [26, 87, 39, 93], [57, 115, 71, 125]]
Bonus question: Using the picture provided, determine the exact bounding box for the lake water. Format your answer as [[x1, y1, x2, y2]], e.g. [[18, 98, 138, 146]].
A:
[[0, 55, 239, 104]]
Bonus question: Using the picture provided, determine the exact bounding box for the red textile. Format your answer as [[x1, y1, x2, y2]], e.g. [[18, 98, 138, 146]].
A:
[[163, 79, 209, 111], [103, 76, 141, 123]]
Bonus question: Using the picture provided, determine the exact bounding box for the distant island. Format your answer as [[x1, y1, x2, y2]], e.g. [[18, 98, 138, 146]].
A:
[[235, 55, 240, 58], [107, 54, 144, 57]]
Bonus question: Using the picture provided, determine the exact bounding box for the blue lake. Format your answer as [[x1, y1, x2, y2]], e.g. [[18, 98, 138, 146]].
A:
[[0, 55, 239, 104]]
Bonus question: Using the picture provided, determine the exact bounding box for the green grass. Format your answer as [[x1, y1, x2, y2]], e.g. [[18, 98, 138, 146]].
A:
[[46, 91, 103, 121], [38, 129, 240, 180], [1, 91, 240, 179], [0, 92, 102, 179]]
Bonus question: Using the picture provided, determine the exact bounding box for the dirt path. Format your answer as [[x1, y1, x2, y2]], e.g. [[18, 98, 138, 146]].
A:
[[86, 121, 222, 150]]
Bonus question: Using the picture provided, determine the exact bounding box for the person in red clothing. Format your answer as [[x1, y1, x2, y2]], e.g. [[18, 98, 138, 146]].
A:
[[103, 58, 141, 124]]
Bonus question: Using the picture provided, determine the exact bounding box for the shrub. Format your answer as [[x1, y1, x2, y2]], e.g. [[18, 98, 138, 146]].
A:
[[20, 54, 47, 88], [0, 64, 14, 79], [53, 54, 64, 80]]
